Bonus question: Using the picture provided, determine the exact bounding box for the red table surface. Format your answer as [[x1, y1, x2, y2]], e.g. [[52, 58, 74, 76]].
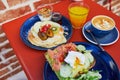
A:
[[2, 0, 120, 80]]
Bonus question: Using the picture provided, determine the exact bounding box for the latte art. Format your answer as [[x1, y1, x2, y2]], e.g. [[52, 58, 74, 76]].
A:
[[92, 16, 115, 30]]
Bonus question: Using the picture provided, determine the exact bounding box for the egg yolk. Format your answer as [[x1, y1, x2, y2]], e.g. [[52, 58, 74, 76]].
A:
[[74, 57, 83, 68]]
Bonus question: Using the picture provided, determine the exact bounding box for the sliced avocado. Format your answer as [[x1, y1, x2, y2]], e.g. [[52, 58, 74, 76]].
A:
[[84, 56, 90, 69], [70, 65, 85, 78], [60, 64, 72, 78], [84, 53, 94, 64], [77, 45, 86, 52]]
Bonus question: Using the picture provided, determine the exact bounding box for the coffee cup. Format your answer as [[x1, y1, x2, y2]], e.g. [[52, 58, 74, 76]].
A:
[[90, 15, 115, 37]]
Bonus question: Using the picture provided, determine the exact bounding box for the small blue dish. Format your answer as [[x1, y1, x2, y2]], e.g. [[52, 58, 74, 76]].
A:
[[43, 42, 120, 80], [20, 15, 72, 50], [82, 21, 119, 46]]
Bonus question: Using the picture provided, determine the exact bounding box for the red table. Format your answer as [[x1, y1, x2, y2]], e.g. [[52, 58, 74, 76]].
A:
[[2, 0, 120, 80]]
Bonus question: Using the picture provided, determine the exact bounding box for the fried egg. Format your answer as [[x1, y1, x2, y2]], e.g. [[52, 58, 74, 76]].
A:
[[64, 51, 85, 68]]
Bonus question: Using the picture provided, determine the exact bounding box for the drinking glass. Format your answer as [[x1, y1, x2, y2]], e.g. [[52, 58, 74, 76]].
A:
[[68, 2, 89, 29], [37, 4, 53, 21]]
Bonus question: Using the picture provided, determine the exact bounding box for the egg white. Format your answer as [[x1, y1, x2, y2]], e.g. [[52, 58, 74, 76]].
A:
[[64, 51, 85, 68]]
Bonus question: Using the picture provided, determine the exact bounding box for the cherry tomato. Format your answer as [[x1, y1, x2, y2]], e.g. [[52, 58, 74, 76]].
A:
[[58, 56, 64, 62], [42, 27, 48, 32], [57, 54, 64, 62], [45, 24, 51, 28], [40, 24, 51, 33]]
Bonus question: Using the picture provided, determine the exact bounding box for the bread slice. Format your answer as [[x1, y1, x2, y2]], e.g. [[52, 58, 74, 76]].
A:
[[45, 43, 95, 79]]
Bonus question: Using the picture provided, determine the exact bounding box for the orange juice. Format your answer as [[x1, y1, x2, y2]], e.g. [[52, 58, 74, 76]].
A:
[[68, 2, 89, 29]]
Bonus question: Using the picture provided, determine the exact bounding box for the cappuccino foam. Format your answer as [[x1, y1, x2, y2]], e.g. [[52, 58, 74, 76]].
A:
[[92, 16, 115, 30]]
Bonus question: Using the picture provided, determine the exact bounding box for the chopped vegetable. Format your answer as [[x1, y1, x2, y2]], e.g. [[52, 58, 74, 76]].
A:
[[60, 64, 72, 78], [77, 45, 86, 52], [38, 31, 47, 40], [46, 28, 54, 37], [40, 24, 51, 33], [51, 27, 59, 34], [77, 70, 102, 80]]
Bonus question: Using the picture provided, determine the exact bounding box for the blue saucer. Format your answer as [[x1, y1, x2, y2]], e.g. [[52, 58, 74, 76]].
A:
[[82, 21, 119, 46]]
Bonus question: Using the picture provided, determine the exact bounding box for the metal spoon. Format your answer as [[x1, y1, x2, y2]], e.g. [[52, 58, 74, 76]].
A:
[[86, 30, 105, 51]]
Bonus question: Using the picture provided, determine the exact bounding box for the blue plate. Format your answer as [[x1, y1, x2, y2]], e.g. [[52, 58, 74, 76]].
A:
[[82, 21, 119, 46], [43, 42, 120, 80], [20, 15, 72, 50]]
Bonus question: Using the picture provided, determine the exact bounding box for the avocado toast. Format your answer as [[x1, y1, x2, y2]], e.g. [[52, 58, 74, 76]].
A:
[[45, 43, 102, 80]]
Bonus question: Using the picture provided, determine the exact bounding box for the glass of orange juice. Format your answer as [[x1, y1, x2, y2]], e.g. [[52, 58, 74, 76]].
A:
[[68, 2, 89, 29]]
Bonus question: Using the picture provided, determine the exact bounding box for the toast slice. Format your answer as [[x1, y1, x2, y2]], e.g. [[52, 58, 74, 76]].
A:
[[45, 43, 101, 80]]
